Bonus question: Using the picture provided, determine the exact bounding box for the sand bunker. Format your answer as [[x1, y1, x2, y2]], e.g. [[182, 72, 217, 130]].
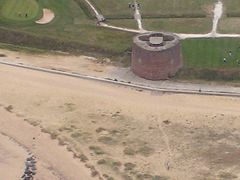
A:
[[35, 9, 55, 24]]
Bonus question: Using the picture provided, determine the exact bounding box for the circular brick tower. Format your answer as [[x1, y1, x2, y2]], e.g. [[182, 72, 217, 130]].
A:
[[131, 32, 183, 80]]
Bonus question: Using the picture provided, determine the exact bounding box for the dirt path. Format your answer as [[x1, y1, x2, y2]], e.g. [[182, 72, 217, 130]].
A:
[[0, 107, 94, 180], [35, 9, 55, 24]]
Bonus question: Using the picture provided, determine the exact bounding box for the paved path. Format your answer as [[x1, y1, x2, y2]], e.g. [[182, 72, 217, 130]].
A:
[[84, 0, 100, 16], [1, 59, 240, 97], [212, 0, 223, 36], [133, 0, 144, 31], [84, 0, 240, 39], [100, 23, 143, 33]]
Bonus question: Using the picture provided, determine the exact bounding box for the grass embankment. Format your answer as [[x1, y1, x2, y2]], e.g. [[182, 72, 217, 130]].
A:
[[178, 38, 240, 81]]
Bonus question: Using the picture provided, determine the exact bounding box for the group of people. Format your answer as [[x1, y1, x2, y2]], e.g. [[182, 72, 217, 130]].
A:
[[18, 12, 28, 18], [223, 50, 240, 65], [128, 2, 140, 9]]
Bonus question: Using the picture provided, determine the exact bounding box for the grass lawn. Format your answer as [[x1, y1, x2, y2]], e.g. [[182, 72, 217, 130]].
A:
[[90, 0, 215, 18], [217, 0, 240, 34], [89, 0, 131, 18], [218, 18, 240, 34], [222, 0, 240, 17], [138, 0, 215, 18], [179, 38, 240, 80], [0, 0, 133, 56], [108, 19, 137, 29], [0, 0, 41, 22], [143, 18, 212, 33], [90, 0, 215, 34], [182, 38, 240, 68]]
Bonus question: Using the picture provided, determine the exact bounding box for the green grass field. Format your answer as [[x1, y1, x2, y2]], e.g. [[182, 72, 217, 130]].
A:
[[182, 38, 240, 68], [139, 0, 215, 18], [180, 38, 240, 81], [143, 18, 212, 33], [90, 0, 215, 18], [222, 0, 240, 17], [0, 0, 240, 81], [108, 19, 137, 29], [90, 0, 215, 33], [0, 0, 133, 55], [218, 0, 240, 34], [219, 18, 240, 34], [0, 0, 41, 21]]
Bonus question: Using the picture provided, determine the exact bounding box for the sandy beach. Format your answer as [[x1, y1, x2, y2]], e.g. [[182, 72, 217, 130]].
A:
[[0, 56, 240, 179]]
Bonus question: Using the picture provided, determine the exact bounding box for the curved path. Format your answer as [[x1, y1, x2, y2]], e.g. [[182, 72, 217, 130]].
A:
[[0, 106, 94, 180]]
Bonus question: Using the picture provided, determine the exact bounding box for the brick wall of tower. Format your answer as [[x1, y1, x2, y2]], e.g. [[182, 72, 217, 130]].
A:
[[131, 40, 183, 80]]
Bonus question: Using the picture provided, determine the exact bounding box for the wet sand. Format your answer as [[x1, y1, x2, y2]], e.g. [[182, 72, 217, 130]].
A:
[[0, 133, 27, 180]]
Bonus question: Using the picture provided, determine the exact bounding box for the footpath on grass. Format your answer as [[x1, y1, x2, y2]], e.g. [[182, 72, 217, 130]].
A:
[[84, 0, 240, 39]]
